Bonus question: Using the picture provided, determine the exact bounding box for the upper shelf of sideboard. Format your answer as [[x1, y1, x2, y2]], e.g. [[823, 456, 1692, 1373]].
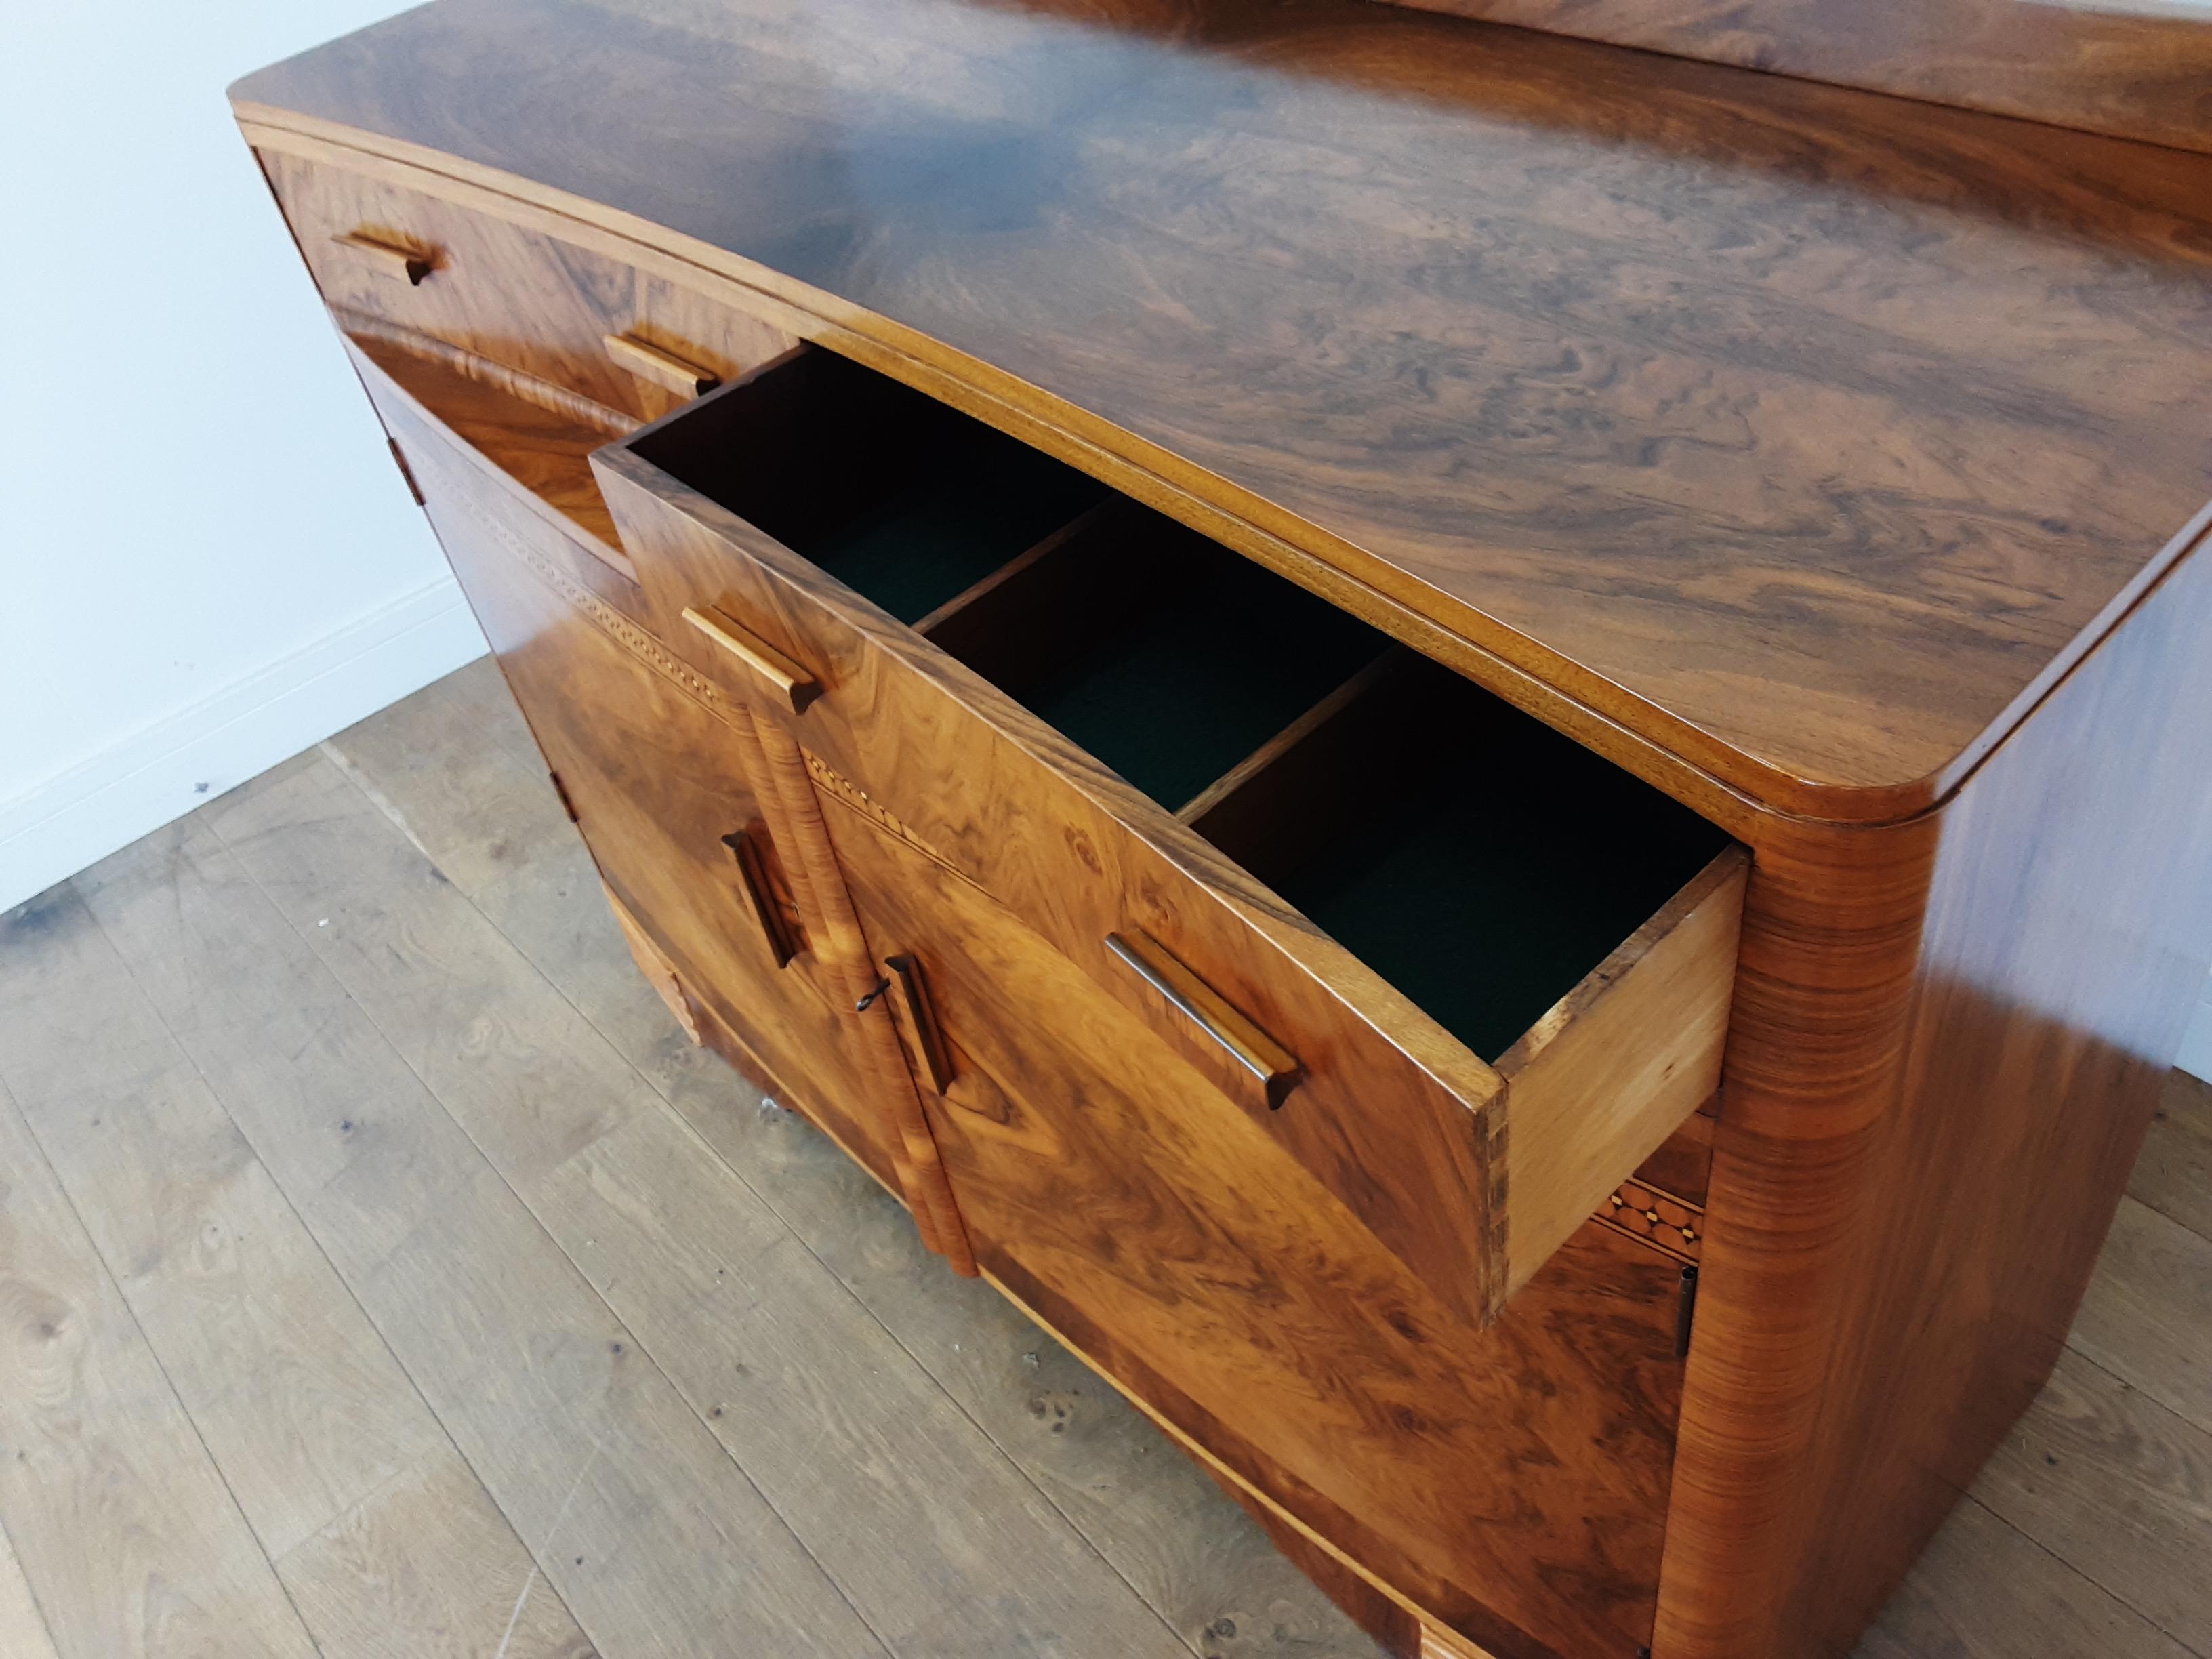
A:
[[230, 0, 2212, 823]]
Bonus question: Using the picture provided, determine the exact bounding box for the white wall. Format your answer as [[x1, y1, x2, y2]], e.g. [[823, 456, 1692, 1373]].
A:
[[2183, 988, 2212, 1080], [0, 1, 483, 913]]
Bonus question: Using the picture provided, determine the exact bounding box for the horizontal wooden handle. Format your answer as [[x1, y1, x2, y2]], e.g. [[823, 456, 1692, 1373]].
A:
[[333, 229, 434, 285], [1105, 930, 1299, 1109], [682, 605, 821, 713], [605, 333, 722, 398]]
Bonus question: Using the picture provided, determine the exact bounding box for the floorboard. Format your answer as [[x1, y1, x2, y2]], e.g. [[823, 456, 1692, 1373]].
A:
[[328, 659, 1390, 1659], [2068, 1197, 2212, 1438], [2129, 1070, 2212, 1258], [71, 804, 887, 1659], [1972, 1347, 2212, 1656], [0, 884, 444, 1562], [0, 1067, 317, 1659], [1, 874, 597, 1659], [275, 1453, 594, 1659], [3, 658, 2203, 1659], [0, 1509, 60, 1659], [1851, 1496, 2195, 1659]]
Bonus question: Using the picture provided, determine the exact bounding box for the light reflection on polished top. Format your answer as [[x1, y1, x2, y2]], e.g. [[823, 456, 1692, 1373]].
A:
[[233, 0, 2212, 817]]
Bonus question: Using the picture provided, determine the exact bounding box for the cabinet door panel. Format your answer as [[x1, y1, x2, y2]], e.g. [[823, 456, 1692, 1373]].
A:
[[818, 787, 1688, 1659], [354, 342, 891, 1185]]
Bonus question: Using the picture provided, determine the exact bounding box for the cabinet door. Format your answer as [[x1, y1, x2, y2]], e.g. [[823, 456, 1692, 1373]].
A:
[[350, 338, 894, 1187], [814, 782, 1691, 1659]]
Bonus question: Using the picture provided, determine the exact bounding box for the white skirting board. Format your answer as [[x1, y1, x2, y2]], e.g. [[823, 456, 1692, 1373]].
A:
[[2182, 989, 2212, 1082], [0, 576, 487, 914]]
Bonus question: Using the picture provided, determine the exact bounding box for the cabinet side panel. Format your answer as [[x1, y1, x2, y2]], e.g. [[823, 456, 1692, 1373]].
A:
[[1662, 539, 2212, 1658]]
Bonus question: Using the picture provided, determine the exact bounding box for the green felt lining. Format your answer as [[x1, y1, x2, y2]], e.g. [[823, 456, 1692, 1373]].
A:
[[639, 348, 1730, 1064], [1009, 543, 1385, 812], [803, 428, 1109, 624], [1254, 704, 1730, 1062]]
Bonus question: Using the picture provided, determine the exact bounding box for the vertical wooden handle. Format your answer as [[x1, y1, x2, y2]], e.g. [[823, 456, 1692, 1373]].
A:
[[720, 825, 800, 968], [1105, 930, 1300, 1109], [334, 229, 435, 285], [744, 707, 977, 1276], [886, 954, 956, 1095]]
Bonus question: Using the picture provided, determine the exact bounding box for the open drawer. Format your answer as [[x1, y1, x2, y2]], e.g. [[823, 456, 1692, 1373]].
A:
[[590, 345, 1748, 1326]]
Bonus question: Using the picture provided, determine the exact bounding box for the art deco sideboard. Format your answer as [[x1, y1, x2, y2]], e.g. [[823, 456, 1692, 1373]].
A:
[[231, 2, 2212, 1654]]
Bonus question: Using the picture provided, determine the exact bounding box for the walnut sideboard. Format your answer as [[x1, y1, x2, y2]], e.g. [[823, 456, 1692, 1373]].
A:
[[231, 3, 2212, 1655]]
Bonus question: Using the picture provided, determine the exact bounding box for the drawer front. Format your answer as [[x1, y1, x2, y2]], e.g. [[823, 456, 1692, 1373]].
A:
[[594, 443, 1513, 1327], [262, 148, 798, 424], [350, 342, 892, 1183], [819, 794, 1689, 1659], [594, 348, 1746, 1325]]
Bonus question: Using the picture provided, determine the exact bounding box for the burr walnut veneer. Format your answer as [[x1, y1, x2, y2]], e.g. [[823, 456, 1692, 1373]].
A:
[[234, 3, 2212, 1654]]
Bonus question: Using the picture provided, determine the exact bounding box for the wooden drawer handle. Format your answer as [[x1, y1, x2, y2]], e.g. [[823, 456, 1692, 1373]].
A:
[[1105, 930, 1300, 1109], [682, 605, 821, 713], [720, 825, 800, 968], [605, 333, 722, 398], [333, 229, 434, 285], [886, 954, 956, 1094]]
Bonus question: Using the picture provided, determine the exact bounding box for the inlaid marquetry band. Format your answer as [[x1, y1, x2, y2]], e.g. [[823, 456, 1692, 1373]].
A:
[[413, 433, 735, 721], [800, 750, 971, 873], [1595, 1178, 1702, 1263]]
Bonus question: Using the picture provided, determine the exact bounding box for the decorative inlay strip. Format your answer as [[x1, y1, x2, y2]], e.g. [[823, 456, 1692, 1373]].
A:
[[801, 750, 964, 872], [1595, 1178, 1702, 1263], [416, 434, 734, 720]]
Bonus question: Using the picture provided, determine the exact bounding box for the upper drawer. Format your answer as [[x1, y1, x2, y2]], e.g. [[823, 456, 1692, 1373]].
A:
[[259, 149, 797, 424], [591, 346, 1748, 1327]]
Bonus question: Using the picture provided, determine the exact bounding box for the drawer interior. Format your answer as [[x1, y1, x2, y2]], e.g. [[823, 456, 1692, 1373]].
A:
[[631, 346, 1734, 1063], [1186, 654, 1729, 1060], [925, 504, 1389, 811], [630, 352, 1109, 625]]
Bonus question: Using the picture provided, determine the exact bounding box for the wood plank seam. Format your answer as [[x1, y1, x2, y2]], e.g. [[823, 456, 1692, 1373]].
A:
[[2030, 1343, 2212, 1652], [0, 1513, 61, 1659], [45, 878, 607, 1654], [183, 796, 899, 1656], [12, 1105, 314, 1635], [0, 1077, 323, 1658]]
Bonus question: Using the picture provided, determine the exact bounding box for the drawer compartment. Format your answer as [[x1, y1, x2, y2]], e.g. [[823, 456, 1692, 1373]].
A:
[[260, 149, 798, 426], [593, 344, 1748, 1325], [1187, 653, 1729, 1065], [630, 350, 1111, 626]]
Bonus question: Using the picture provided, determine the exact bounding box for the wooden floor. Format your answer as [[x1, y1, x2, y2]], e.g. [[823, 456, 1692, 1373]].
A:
[[1, 658, 2207, 1659]]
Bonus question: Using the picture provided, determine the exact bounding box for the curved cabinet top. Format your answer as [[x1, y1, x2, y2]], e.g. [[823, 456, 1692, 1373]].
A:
[[232, 0, 2212, 822]]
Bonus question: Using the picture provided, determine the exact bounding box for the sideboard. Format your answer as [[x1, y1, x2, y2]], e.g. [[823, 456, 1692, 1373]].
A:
[[230, 2, 2212, 1654]]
